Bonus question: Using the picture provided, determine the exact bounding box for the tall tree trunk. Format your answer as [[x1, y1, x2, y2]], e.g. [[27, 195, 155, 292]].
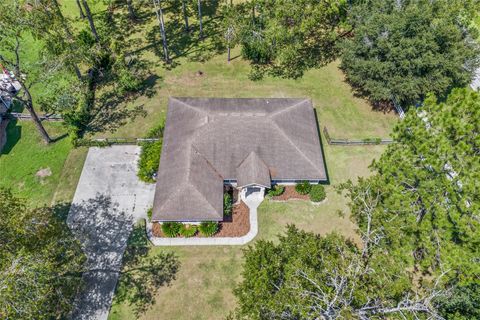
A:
[[182, 0, 189, 32], [197, 0, 203, 39], [20, 83, 52, 144], [52, 0, 82, 80], [81, 0, 100, 42], [76, 0, 85, 19], [126, 0, 136, 20], [153, 0, 169, 62]]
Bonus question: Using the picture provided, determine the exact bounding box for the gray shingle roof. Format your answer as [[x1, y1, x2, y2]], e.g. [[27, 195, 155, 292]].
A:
[[152, 97, 327, 221], [236, 151, 271, 188]]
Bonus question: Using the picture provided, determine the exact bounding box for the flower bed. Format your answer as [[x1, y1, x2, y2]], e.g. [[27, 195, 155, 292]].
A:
[[151, 201, 250, 238], [271, 186, 310, 201]]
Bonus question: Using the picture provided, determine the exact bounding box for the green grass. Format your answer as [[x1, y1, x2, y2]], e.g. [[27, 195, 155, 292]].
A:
[[98, 4, 397, 320], [109, 143, 386, 320], [0, 121, 75, 206], [1, 3, 397, 319]]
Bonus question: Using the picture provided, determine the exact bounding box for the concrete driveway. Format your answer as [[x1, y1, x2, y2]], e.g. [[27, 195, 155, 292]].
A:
[[67, 146, 155, 320]]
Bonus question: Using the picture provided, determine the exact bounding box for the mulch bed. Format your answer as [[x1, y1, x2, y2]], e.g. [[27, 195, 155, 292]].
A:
[[151, 201, 250, 238], [272, 186, 310, 201], [215, 201, 249, 237]]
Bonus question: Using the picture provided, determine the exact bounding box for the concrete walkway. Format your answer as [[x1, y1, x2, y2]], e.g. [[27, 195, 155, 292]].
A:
[[67, 146, 155, 320], [147, 193, 263, 246]]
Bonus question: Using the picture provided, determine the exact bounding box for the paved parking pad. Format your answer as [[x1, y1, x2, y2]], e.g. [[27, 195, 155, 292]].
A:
[[67, 146, 155, 320]]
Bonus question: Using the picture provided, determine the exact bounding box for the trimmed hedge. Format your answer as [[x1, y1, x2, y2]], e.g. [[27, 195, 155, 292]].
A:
[[199, 221, 219, 237], [138, 124, 164, 183], [161, 222, 182, 237], [224, 193, 233, 216], [309, 184, 326, 202], [267, 185, 285, 197], [179, 224, 198, 237], [295, 181, 311, 195]]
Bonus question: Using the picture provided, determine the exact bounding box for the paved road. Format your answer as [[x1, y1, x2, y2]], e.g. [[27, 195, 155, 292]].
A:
[[67, 146, 155, 320]]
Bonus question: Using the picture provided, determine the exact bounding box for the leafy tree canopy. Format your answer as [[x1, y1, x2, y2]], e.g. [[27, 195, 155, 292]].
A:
[[342, 88, 479, 283], [340, 0, 480, 107], [233, 0, 349, 79], [0, 189, 86, 319], [234, 89, 479, 320], [232, 226, 440, 319]]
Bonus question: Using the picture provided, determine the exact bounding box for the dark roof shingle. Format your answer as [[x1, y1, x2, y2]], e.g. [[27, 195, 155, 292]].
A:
[[152, 97, 327, 221]]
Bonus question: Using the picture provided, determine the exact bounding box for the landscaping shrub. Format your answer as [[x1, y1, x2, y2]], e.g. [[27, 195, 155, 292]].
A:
[[179, 224, 198, 238], [147, 208, 152, 221], [267, 185, 285, 197], [309, 184, 326, 202], [295, 181, 311, 195], [224, 193, 233, 216], [199, 221, 219, 237], [138, 124, 164, 183], [161, 222, 181, 237]]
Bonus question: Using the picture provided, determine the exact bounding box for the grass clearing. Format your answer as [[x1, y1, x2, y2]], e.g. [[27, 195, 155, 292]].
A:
[[0, 120, 74, 206]]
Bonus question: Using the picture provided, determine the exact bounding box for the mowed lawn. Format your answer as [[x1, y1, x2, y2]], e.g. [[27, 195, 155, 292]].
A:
[[0, 120, 87, 207], [89, 10, 395, 320], [0, 4, 397, 320], [109, 142, 386, 320]]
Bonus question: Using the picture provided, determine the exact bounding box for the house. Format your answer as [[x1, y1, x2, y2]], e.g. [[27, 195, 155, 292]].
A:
[[152, 98, 327, 222]]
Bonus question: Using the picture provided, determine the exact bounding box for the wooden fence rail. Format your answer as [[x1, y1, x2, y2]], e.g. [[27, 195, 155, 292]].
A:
[[6, 112, 63, 121], [323, 127, 394, 146]]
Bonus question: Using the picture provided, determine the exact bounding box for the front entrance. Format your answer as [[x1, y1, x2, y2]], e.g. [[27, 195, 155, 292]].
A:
[[240, 185, 265, 202]]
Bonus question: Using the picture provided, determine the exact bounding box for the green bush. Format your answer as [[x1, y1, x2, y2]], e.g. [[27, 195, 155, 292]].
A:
[[199, 221, 219, 237], [309, 184, 326, 202], [138, 124, 164, 183], [161, 222, 181, 238], [72, 138, 112, 148], [267, 185, 285, 197], [295, 181, 311, 195], [147, 208, 152, 221], [224, 193, 233, 216], [179, 224, 198, 238]]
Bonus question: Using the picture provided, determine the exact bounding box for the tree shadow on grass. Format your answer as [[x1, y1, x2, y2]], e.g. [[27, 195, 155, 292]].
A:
[[66, 194, 180, 318], [114, 222, 180, 316], [85, 73, 160, 135], [145, 0, 226, 66], [1, 119, 21, 155]]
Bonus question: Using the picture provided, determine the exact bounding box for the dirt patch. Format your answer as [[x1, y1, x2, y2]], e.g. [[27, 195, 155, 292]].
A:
[[272, 186, 310, 201], [36, 167, 52, 178], [151, 201, 250, 238]]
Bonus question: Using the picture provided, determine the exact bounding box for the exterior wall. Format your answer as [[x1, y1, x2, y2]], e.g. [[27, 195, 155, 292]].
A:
[[272, 179, 321, 185]]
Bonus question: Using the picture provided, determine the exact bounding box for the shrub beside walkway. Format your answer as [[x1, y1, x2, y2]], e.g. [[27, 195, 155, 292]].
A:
[[146, 194, 263, 246]]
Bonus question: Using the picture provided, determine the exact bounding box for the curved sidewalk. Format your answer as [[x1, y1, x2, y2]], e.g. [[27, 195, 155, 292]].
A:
[[146, 196, 263, 246]]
